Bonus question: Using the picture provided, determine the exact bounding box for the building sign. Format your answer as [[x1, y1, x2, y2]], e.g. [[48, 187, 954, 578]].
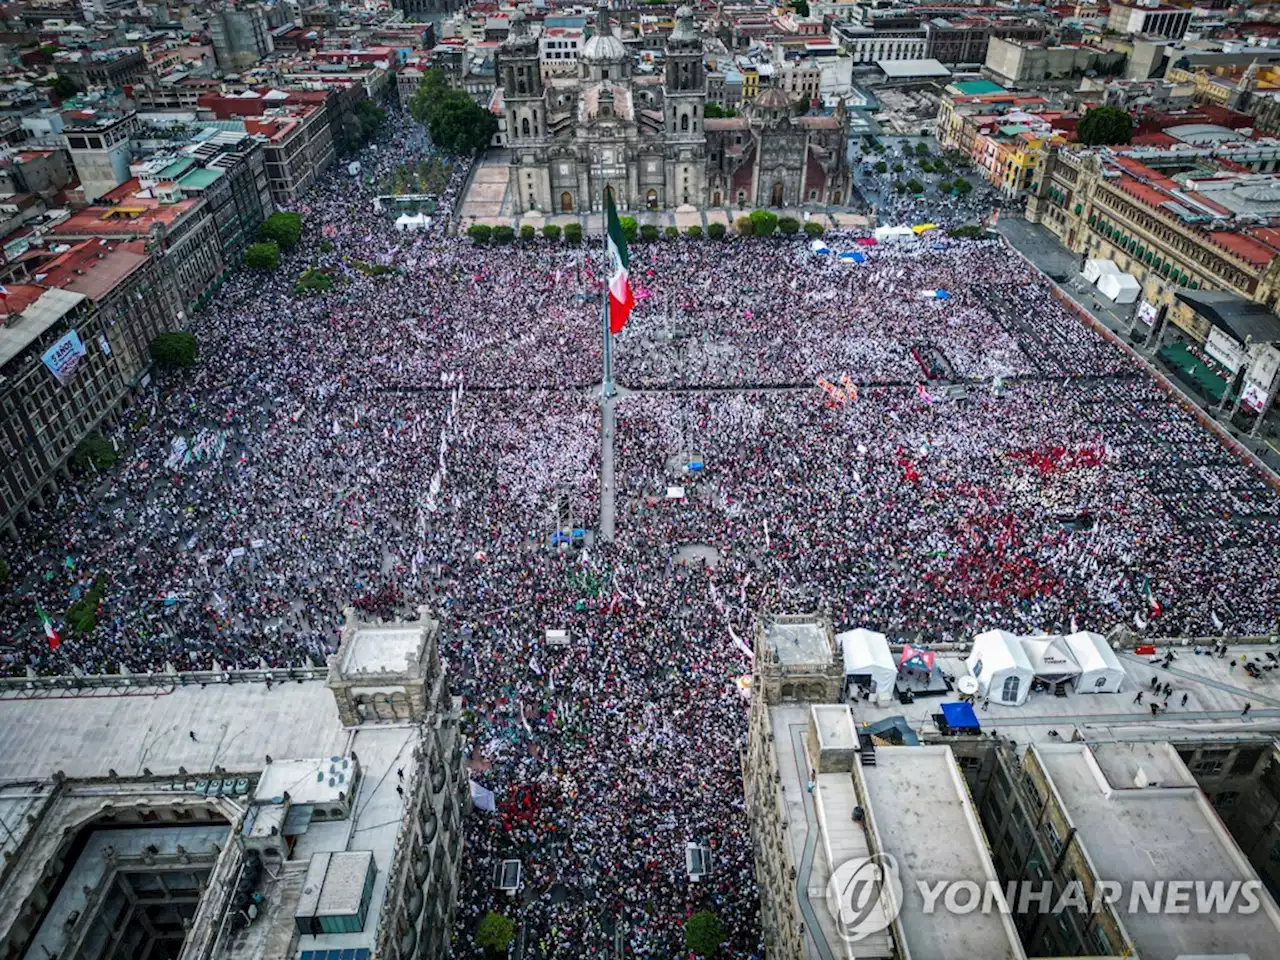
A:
[[41, 330, 88, 384], [1205, 327, 1245, 374], [1135, 300, 1158, 326], [1240, 381, 1269, 413]]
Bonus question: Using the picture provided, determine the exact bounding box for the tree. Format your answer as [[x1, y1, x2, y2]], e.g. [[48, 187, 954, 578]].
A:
[[65, 576, 106, 636], [793, 0, 810, 14], [892, 162, 905, 173], [952, 178, 973, 196], [665, 225, 679, 239], [707, 222, 727, 240], [1077, 106, 1133, 146], [520, 224, 536, 242], [685, 911, 725, 957], [491, 225, 515, 245], [50, 74, 78, 99], [72, 434, 118, 473], [259, 212, 303, 250], [542, 223, 561, 241], [938, 179, 952, 193], [686, 224, 703, 238], [874, 160, 888, 174], [149, 331, 198, 368], [618, 216, 639, 243], [915, 141, 930, 156], [640, 223, 659, 242], [906, 178, 924, 194], [564, 222, 583, 244], [734, 215, 753, 236], [778, 216, 800, 235], [948, 224, 984, 239], [803, 220, 825, 239], [245, 241, 280, 270], [792, 96, 809, 116], [475, 912, 516, 956], [703, 104, 737, 118], [749, 209, 778, 236], [893, 181, 908, 194], [467, 223, 492, 244], [411, 70, 498, 155], [295, 268, 334, 296]]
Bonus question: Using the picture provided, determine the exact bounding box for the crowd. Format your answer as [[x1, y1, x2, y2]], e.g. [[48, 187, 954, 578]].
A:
[[2, 107, 1278, 957]]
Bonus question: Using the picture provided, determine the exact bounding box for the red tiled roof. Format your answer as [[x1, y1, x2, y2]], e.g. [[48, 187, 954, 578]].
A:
[[1208, 230, 1278, 267], [28, 238, 150, 301], [0, 283, 48, 316]]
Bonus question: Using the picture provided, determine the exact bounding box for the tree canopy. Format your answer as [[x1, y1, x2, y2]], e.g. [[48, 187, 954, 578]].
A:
[[149, 331, 198, 368], [475, 912, 516, 956], [245, 241, 281, 270], [409, 68, 497, 155], [685, 911, 725, 956], [259, 211, 303, 249], [1077, 106, 1133, 146]]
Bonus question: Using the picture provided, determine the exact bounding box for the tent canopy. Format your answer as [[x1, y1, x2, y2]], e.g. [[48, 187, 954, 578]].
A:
[[966, 630, 1035, 705], [1098, 271, 1140, 304], [838, 629, 897, 696], [939, 701, 980, 732], [1064, 631, 1126, 693], [1021, 635, 1082, 680]]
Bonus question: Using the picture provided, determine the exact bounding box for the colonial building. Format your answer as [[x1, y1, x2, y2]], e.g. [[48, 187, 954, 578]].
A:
[[500, 5, 849, 213]]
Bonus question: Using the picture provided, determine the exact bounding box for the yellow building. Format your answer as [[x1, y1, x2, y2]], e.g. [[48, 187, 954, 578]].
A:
[[740, 64, 760, 100]]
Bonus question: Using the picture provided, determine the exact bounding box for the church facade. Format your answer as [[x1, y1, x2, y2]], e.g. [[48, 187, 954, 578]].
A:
[[499, 6, 851, 214]]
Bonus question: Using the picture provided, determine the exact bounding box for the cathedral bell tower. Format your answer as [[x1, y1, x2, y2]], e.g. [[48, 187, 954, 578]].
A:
[[663, 5, 707, 207], [501, 9, 550, 213]]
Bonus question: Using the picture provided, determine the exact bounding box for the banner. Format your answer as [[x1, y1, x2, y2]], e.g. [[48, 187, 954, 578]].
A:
[[1240, 380, 1269, 413], [1135, 300, 1158, 327], [470, 780, 496, 812], [42, 330, 88, 384]]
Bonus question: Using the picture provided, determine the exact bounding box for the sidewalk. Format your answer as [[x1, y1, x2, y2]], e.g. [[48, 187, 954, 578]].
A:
[[998, 217, 1280, 475]]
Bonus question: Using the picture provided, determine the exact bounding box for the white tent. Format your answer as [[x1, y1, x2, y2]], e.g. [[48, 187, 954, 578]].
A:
[[1082, 258, 1120, 284], [874, 225, 916, 243], [394, 212, 431, 232], [966, 630, 1034, 706], [837, 629, 897, 704], [1064, 631, 1126, 693], [1020, 635, 1082, 684], [1097, 270, 1140, 304]]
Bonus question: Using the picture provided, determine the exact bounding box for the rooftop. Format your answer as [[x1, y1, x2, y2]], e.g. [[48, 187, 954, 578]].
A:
[[1034, 742, 1280, 958], [765, 618, 832, 666], [26, 238, 151, 303], [0, 286, 85, 371], [340, 622, 426, 675]]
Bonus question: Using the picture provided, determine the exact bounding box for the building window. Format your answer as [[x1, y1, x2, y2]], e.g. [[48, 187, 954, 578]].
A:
[[1215, 791, 1240, 809]]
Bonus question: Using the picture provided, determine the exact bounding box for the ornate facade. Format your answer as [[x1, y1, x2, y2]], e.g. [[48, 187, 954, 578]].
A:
[[500, 5, 850, 214]]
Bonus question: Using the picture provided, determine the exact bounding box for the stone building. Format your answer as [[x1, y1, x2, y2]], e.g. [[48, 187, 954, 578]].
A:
[[500, 5, 849, 213], [327, 607, 449, 725]]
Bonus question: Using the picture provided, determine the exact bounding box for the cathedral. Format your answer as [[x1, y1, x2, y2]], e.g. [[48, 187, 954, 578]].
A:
[[499, 5, 851, 214]]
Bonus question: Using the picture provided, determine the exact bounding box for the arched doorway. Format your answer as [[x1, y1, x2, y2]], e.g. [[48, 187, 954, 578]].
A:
[[560, 192, 573, 213], [832, 190, 843, 206], [771, 182, 784, 206], [646, 189, 658, 210], [712, 191, 721, 206]]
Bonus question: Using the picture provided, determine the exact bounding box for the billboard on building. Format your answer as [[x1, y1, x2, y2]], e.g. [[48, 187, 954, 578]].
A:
[[41, 330, 88, 384], [1205, 328, 1246, 373], [1135, 300, 1158, 326]]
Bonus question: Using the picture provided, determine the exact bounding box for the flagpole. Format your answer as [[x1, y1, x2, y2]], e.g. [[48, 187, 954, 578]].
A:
[[600, 154, 615, 399]]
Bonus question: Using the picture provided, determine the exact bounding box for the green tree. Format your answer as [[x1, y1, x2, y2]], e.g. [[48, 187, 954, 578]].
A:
[[777, 216, 800, 235], [932, 158, 950, 175], [665, 225, 679, 239], [703, 104, 736, 118], [907, 178, 924, 194], [792, 96, 809, 116], [893, 180, 908, 194], [792, 0, 810, 13], [918, 158, 933, 174], [259, 211, 303, 249], [707, 222, 727, 240], [245, 241, 280, 270], [938, 179, 952, 193], [892, 162, 905, 173], [50, 74, 78, 99], [542, 223, 561, 241], [1077, 105, 1133, 146], [294, 268, 334, 296], [952, 178, 973, 196], [319, 240, 335, 253], [874, 160, 888, 174], [66, 576, 106, 636], [639, 223, 659, 242], [491, 225, 515, 245], [407, 67, 452, 126], [803, 220, 825, 239], [686, 224, 703, 238], [734, 215, 753, 236], [467, 223, 492, 243], [564, 222, 583, 244], [149, 331, 198, 368], [749, 209, 778, 236], [72, 434, 118, 473], [618, 216, 639, 243], [475, 911, 516, 956], [948, 224, 984, 239], [915, 141, 930, 156], [685, 911, 725, 957], [520, 224, 536, 242], [413, 73, 497, 154]]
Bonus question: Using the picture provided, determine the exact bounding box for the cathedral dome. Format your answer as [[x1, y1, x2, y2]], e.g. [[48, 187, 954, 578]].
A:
[[755, 87, 791, 111], [582, 31, 627, 63]]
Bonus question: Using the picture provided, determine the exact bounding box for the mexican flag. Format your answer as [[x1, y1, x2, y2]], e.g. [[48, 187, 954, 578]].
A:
[[605, 188, 634, 335], [1142, 576, 1162, 617], [36, 605, 60, 651]]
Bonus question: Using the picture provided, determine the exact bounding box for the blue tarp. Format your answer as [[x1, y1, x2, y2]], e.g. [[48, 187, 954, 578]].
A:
[[935, 290, 951, 300], [940, 701, 980, 732], [837, 251, 867, 264], [687, 461, 704, 472], [812, 244, 832, 255]]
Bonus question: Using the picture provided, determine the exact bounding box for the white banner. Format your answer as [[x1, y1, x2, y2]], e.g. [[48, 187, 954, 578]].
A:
[[470, 780, 496, 812]]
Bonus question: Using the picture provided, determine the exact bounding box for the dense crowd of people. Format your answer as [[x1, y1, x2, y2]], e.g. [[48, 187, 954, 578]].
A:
[[2, 107, 1278, 957]]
